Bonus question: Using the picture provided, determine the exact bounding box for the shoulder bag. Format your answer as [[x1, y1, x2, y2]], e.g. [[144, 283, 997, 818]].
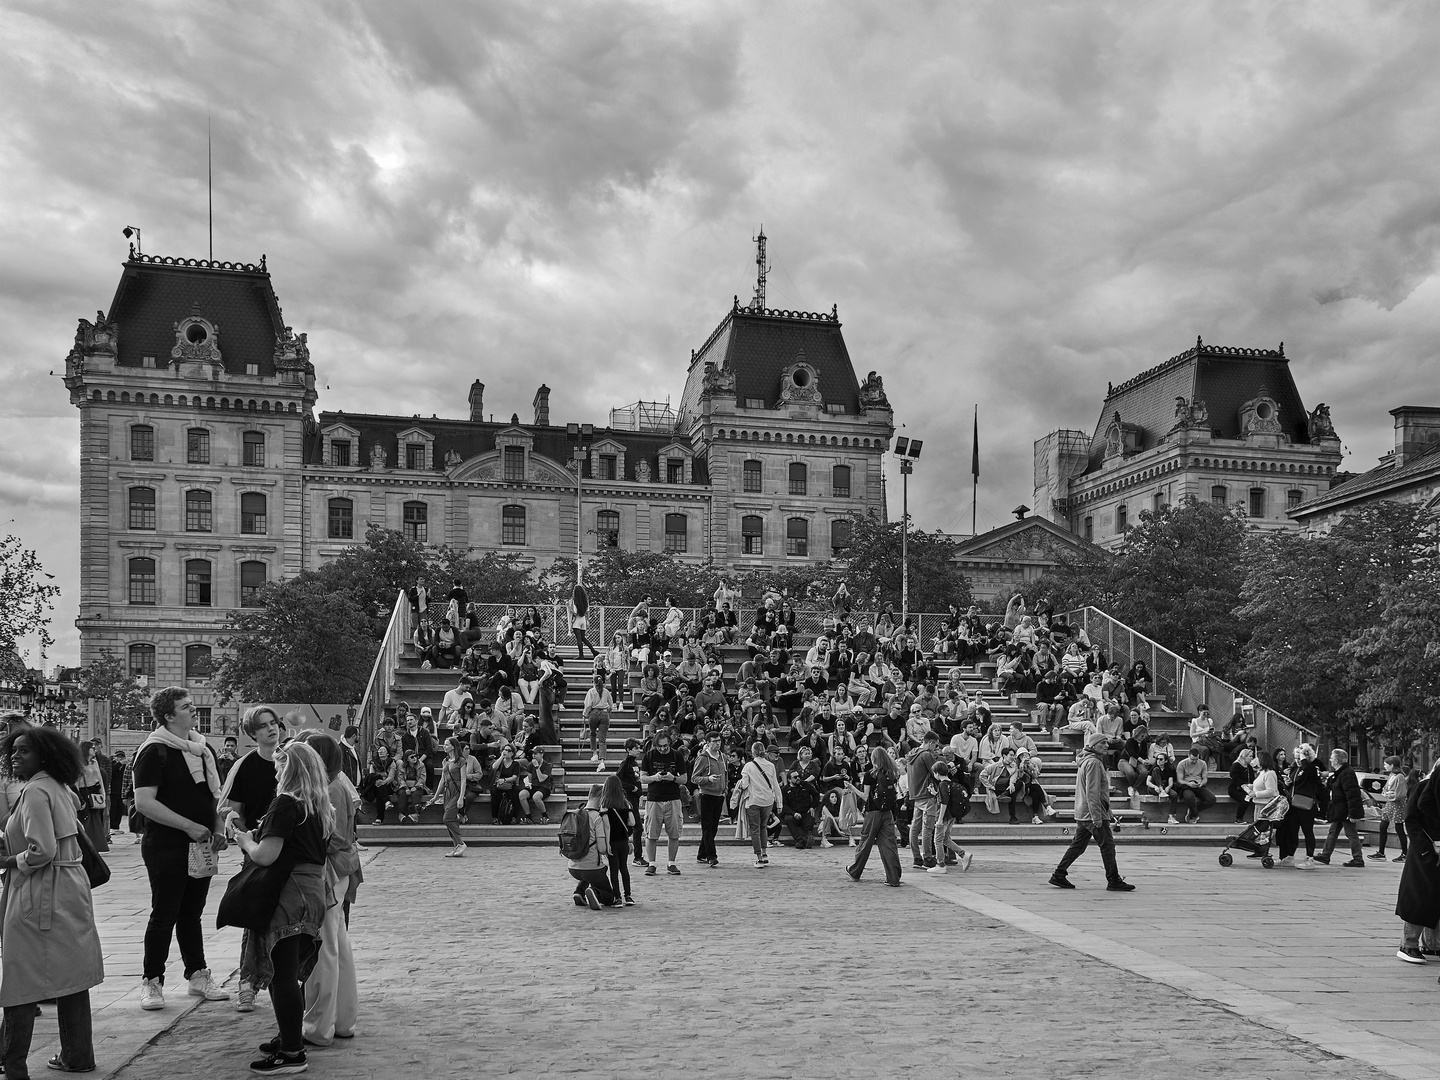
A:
[[217, 853, 296, 931]]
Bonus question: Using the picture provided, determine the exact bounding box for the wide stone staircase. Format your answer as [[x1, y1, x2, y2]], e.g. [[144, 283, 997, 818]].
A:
[[357, 637, 1243, 848]]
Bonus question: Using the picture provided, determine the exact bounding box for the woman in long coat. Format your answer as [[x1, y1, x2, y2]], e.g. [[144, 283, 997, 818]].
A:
[[0, 726, 105, 1075], [1396, 761, 1440, 963]]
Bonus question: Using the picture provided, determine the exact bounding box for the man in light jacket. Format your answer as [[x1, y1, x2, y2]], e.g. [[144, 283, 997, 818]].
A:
[[1049, 732, 1134, 892]]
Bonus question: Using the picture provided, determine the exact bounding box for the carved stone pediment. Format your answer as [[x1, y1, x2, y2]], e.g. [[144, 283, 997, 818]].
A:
[[172, 306, 222, 367]]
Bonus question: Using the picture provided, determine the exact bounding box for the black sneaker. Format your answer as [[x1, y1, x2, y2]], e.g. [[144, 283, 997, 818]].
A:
[[572, 895, 585, 907], [583, 885, 602, 910], [632, 857, 649, 867], [1106, 879, 1137, 892], [708, 859, 719, 868], [1342, 859, 1366, 868], [644, 865, 657, 876], [250, 1050, 307, 1074], [1398, 947, 1426, 964], [1048, 874, 1075, 889], [666, 864, 681, 876], [1313, 855, 1331, 865]]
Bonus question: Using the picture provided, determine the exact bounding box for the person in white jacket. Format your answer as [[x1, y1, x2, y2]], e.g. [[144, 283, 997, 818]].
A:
[[736, 742, 782, 868], [582, 675, 615, 766]]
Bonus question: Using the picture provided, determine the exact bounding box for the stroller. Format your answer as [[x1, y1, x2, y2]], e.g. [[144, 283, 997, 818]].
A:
[[1218, 795, 1289, 869]]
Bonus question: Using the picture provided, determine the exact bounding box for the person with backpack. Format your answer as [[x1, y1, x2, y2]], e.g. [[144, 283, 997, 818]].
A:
[[929, 759, 974, 873], [563, 784, 616, 910]]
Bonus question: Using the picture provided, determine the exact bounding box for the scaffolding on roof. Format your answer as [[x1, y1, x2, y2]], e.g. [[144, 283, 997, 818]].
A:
[[609, 399, 677, 433]]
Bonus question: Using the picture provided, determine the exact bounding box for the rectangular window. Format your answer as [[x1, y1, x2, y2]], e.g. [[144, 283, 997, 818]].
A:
[[141, 355, 156, 369], [1249, 488, 1265, 519], [328, 498, 354, 539], [598, 455, 617, 481], [194, 707, 212, 735], [788, 462, 807, 496], [240, 561, 266, 606], [831, 518, 853, 557], [1116, 504, 1127, 533], [1084, 516, 1093, 542], [502, 505, 526, 545], [596, 509, 620, 548], [832, 465, 851, 499], [186, 428, 210, 464], [245, 363, 260, 376], [240, 492, 267, 535], [742, 515, 763, 555], [185, 644, 213, 681], [743, 460, 762, 493], [503, 446, 525, 482], [824, 403, 847, 415], [128, 487, 156, 530], [185, 490, 213, 532], [744, 397, 765, 409], [403, 502, 428, 543], [1153, 493, 1164, 515], [131, 426, 154, 462], [1287, 489, 1303, 510], [128, 643, 155, 679], [331, 440, 351, 467], [128, 559, 157, 605], [185, 560, 212, 606], [406, 443, 427, 470], [785, 517, 809, 557], [667, 458, 684, 484], [1210, 485, 1227, 506], [243, 432, 265, 467], [664, 513, 688, 553]]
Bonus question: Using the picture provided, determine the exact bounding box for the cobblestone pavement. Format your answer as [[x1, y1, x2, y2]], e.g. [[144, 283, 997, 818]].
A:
[[94, 840, 1426, 1080]]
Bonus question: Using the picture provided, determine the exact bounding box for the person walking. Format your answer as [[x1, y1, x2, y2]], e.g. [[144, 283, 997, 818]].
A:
[[1395, 761, 1440, 965], [231, 741, 333, 1075], [567, 785, 616, 909], [1316, 748, 1365, 867], [77, 741, 110, 853], [600, 774, 637, 906], [1278, 743, 1322, 868], [109, 749, 129, 836], [436, 738, 470, 858], [845, 746, 903, 887], [690, 731, 728, 868], [906, 731, 945, 871], [583, 675, 615, 766], [735, 741, 782, 868], [1374, 756, 1411, 862], [292, 733, 360, 1049], [1050, 732, 1134, 892], [131, 687, 229, 1011], [0, 726, 105, 1076]]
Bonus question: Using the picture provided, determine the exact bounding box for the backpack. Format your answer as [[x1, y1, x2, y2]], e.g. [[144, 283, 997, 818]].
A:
[[946, 776, 972, 820], [557, 808, 593, 860]]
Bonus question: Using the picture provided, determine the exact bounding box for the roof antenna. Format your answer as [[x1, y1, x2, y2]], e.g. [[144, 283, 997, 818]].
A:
[[207, 116, 214, 262], [750, 226, 768, 311]]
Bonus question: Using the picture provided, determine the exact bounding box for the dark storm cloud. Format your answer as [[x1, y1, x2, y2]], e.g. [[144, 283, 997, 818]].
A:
[[3, 0, 1440, 662]]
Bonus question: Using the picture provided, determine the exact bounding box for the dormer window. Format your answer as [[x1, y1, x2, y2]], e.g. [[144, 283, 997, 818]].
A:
[[395, 425, 436, 472], [406, 443, 428, 470], [504, 446, 525, 481], [323, 422, 361, 469]]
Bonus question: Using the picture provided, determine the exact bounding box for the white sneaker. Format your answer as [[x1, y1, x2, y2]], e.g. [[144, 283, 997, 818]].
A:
[[1277, 856, 1295, 867], [590, 752, 600, 763], [820, 837, 833, 848], [452, 844, 466, 857], [754, 857, 764, 868], [140, 977, 165, 1010], [236, 981, 256, 1012], [187, 968, 231, 1001], [1167, 815, 1179, 825], [1295, 857, 1317, 870], [926, 864, 948, 874], [960, 852, 974, 872]]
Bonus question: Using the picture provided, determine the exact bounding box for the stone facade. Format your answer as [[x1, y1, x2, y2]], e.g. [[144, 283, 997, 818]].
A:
[[1290, 405, 1440, 531]]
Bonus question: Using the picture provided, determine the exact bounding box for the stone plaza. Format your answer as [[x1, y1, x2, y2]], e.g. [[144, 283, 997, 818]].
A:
[[50, 837, 1438, 1080]]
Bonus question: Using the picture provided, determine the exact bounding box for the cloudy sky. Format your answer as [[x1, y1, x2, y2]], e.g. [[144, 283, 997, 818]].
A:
[[4, 1, 1440, 666]]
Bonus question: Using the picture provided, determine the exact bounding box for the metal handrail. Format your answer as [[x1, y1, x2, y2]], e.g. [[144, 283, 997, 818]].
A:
[[1067, 605, 1320, 753], [356, 590, 409, 755]]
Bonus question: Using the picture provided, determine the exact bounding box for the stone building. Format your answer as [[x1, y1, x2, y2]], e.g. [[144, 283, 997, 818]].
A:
[[1033, 338, 1343, 548], [1290, 405, 1440, 531], [64, 250, 894, 729]]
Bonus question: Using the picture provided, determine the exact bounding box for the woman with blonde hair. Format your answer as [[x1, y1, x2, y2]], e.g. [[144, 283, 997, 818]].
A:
[[846, 745, 903, 887], [231, 739, 334, 1075]]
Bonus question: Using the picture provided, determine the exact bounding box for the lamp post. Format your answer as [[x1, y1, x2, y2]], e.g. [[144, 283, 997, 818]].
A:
[[892, 436, 923, 628], [566, 422, 594, 565]]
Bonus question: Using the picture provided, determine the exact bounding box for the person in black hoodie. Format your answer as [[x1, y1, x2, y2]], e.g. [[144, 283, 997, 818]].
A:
[[782, 762, 820, 848], [617, 739, 648, 868], [1316, 748, 1366, 867]]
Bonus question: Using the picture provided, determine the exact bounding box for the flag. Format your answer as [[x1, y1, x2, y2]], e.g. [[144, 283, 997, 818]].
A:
[[971, 405, 979, 479]]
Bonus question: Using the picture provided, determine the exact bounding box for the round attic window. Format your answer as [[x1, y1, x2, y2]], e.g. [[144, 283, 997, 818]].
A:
[[186, 323, 209, 344], [792, 368, 811, 388], [1255, 401, 1273, 420]]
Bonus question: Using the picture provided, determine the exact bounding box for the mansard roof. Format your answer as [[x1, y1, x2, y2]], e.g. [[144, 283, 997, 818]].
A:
[[1084, 338, 1312, 473], [308, 411, 709, 484], [679, 301, 860, 421], [105, 251, 286, 376]]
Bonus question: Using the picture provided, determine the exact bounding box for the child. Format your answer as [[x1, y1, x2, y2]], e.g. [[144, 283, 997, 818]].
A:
[[929, 761, 974, 872]]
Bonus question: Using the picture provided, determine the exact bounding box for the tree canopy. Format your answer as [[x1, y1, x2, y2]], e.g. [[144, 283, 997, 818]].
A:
[[0, 533, 60, 670]]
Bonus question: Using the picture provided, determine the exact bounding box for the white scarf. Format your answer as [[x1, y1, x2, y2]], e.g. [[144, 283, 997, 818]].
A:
[[141, 725, 221, 797]]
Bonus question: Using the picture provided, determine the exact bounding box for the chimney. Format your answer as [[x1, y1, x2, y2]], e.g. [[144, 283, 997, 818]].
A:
[[468, 381, 485, 422], [1390, 406, 1440, 466], [533, 384, 551, 427]]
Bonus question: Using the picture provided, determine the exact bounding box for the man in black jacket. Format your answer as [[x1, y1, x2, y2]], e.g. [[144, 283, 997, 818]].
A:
[[782, 759, 820, 849], [1316, 749, 1366, 867]]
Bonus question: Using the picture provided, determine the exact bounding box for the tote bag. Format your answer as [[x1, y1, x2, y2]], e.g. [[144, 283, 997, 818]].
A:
[[216, 855, 295, 931]]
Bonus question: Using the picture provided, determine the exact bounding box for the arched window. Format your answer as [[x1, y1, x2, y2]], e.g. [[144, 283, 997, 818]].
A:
[[785, 517, 809, 557], [502, 505, 526, 545], [664, 513, 688, 553], [830, 518, 853, 556], [130, 424, 154, 461], [240, 561, 267, 606], [403, 501, 428, 543], [184, 644, 213, 681], [328, 497, 354, 539], [742, 515, 764, 555], [1210, 485, 1227, 505], [242, 431, 265, 467], [832, 465, 851, 498], [596, 509, 620, 548], [742, 459, 763, 493], [128, 487, 156, 530], [240, 492, 267, 534], [128, 643, 156, 679], [185, 560, 212, 606], [128, 558, 157, 605], [185, 489, 212, 532], [186, 427, 210, 465], [788, 462, 807, 496], [1115, 504, 1128, 533]]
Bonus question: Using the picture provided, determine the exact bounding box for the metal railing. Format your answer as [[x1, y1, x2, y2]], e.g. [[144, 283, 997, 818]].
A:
[[1068, 606, 1320, 752], [357, 590, 409, 754]]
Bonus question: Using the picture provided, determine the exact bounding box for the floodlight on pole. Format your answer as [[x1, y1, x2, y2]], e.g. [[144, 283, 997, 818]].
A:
[[568, 424, 593, 565], [893, 433, 922, 628], [122, 226, 142, 254]]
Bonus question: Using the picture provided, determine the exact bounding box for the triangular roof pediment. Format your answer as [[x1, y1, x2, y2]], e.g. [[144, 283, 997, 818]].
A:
[[953, 517, 1090, 560]]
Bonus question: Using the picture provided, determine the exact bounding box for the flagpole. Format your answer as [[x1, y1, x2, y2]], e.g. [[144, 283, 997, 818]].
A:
[[971, 404, 978, 536]]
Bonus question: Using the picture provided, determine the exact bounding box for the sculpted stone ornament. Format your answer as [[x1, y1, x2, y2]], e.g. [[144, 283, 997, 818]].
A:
[[702, 362, 736, 396], [1170, 397, 1211, 430], [1240, 388, 1283, 437], [444, 449, 463, 468], [779, 357, 821, 406], [635, 459, 651, 483], [859, 370, 890, 410], [1307, 403, 1335, 439], [274, 325, 313, 378], [369, 443, 388, 470], [172, 311, 223, 367]]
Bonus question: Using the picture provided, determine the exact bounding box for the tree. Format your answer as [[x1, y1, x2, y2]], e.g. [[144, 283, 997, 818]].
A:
[[1341, 566, 1440, 751], [312, 526, 437, 636], [215, 579, 377, 705], [434, 549, 539, 606], [0, 533, 60, 666], [77, 649, 150, 728], [834, 512, 972, 614]]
